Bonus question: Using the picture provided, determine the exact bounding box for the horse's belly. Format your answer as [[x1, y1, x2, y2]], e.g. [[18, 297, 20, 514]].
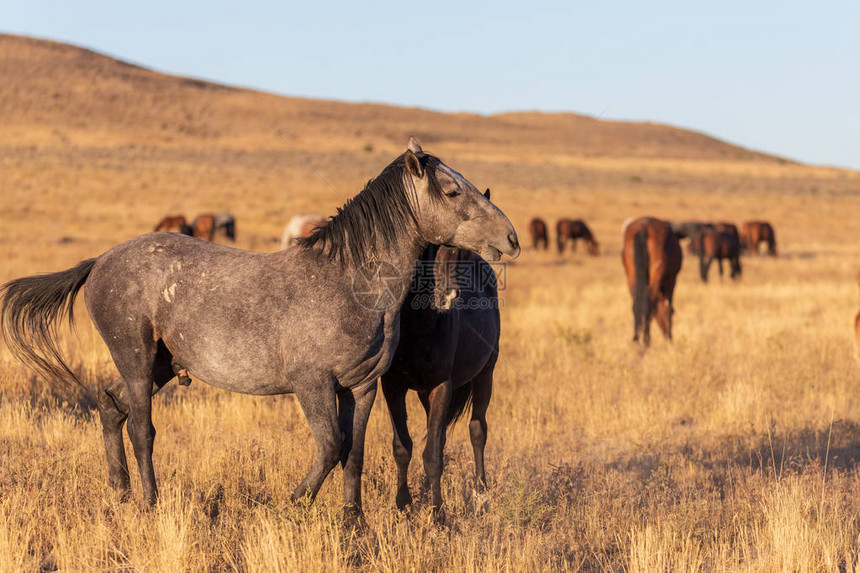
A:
[[163, 329, 291, 395]]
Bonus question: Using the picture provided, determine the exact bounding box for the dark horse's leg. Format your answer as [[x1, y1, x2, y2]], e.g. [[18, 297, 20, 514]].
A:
[[381, 379, 414, 510], [469, 360, 495, 489], [718, 257, 724, 278], [423, 379, 453, 511], [291, 377, 341, 506], [338, 379, 378, 525]]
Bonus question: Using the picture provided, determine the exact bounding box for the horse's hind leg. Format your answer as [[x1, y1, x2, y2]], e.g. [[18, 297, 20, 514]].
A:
[[423, 380, 453, 512], [98, 379, 131, 496], [700, 256, 712, 282], [381, 379, 414, 510], [99, 365, 172, 500], [469, 363, 495, 489], [107, 339, 174, 506]]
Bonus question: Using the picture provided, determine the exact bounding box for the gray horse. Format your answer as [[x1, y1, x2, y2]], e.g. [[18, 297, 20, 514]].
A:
[[0, 139, 520, 524], [381, 206, 500, 513]]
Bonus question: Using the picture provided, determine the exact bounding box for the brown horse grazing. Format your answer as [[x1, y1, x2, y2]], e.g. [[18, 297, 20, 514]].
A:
[[557, 218, 599, 256], [696, 228, 741, 282], [0, 139, 520, 523], [191, 214, 216, 242], [528, 217, 549, 250], [621, 217, 683, 346], [154, 215, 193, 236], [381, 218, 499, 513], [741, 220, 777, 256]]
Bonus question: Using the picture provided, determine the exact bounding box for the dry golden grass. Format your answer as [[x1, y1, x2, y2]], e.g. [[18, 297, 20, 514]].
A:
[[2, 33, 860, 571]]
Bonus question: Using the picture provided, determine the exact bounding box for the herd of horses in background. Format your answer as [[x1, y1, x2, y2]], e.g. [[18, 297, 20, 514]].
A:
[[154, 213, 236, 243], [529, 215, 778, 348], [620, 217, 777, 347]]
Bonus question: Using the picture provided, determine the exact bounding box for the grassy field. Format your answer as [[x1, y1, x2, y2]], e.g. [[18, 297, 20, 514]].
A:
[[2, 34, 860, 571]]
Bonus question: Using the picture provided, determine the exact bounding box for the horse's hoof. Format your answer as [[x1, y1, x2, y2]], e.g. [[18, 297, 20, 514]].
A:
[[395, 489, 413, 511], [342, 507, 368, 534], [429, 505, 448, 526]]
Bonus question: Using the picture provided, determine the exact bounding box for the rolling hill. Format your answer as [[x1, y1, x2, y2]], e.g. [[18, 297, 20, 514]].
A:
[[1, 33, 782, 162]]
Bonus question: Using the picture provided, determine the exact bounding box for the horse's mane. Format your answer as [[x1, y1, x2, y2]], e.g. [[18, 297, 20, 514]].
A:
[[298, 152, 445, 266]]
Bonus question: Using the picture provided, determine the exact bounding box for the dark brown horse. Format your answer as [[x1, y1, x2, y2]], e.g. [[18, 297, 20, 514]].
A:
[[381, 215, 499, 513], [528, 217, 549, 250], [696, 228, 741, 282], [0, 140, 520, 524], [557, 218, 599, 256], [741, 220, 777, 256], [621, 217, 683, 346], [154, 215, 193, 236]]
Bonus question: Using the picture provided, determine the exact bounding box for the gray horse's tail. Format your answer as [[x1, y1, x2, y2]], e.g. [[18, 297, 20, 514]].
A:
[[446, 384, 474, 429], [633, 229, 650, 332], [0, 258, 97, 390]]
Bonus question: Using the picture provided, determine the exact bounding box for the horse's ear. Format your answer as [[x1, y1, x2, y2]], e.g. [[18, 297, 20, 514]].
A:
[[484, 188, 491, 200], [407, 137, 423, 154], [405, 149, 424, 178]]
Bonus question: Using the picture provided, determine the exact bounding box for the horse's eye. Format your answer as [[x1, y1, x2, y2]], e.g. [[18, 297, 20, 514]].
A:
[[445, 190, 460, 198]]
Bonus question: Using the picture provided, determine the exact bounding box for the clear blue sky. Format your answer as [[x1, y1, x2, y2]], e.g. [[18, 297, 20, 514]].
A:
[[6, 1, 859, 169]]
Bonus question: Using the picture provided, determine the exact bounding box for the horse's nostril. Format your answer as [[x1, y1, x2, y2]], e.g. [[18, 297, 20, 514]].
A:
[[508, 233, 519, 250]]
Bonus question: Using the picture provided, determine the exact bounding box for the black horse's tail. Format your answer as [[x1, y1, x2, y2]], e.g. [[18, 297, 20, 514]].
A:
[[0, 258, 97, 390], [446, 383, 474, 430], [632, 229, 650, 333]]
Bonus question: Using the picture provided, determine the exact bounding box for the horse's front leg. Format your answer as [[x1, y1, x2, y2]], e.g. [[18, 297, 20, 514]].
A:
[[338, 379, 378, 526], [292, 378, 341, 505], [423, 379, 453, 513]]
